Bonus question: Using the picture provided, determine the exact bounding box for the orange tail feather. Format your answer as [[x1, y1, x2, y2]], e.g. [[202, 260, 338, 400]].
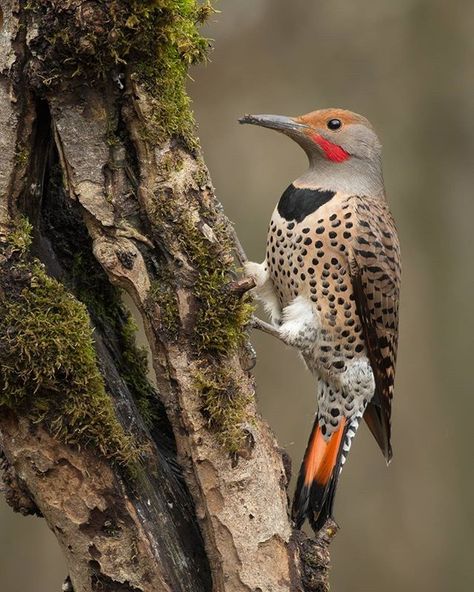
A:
[[293, 417, 347, 531]]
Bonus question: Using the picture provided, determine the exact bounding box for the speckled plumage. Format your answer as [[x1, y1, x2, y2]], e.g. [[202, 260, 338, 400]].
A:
[[265, 188, 400, 441], [241, 107, 401, 530]]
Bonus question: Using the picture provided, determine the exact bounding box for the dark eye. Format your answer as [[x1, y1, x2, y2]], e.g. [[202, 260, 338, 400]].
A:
[[327, 118, 342, 130]]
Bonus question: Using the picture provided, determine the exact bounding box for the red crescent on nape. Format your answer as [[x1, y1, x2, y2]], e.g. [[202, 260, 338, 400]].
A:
[[311, 134, 350, 163]]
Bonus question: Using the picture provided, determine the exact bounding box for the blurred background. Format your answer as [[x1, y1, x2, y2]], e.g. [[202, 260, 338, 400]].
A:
[[2, 1, 474, 590]]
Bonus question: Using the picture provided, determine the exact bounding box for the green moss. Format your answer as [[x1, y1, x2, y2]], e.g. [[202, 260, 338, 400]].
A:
[[15, 146, 31, 168], [148, 276, 180, 338], [8, 217, 33, 253], [0, 217, 159, 468], [27, 0, 213, 144], [193, 265, 254, 355], [151, 187, 253, 353], [194, 364, 254, 454], [71, 251, 122, 328], [184, 220, 253, 355], [0, 257, 141, 467], [41, 178, 159, 434], [192, 162, 210, 189], [151, 170, 253, 352], [71, 251, 159, 429], [119, 314, 159, 427]]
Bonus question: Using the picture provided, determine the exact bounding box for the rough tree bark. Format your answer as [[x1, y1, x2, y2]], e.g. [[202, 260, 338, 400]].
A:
[[0, 2, 336, 591]]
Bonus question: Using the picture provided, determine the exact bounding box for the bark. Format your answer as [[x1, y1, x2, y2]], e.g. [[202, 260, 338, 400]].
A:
[[0, 2, 335, 591]]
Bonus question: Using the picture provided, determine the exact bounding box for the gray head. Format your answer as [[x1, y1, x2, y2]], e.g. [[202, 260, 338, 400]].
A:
[[239, 108, 385, 197]]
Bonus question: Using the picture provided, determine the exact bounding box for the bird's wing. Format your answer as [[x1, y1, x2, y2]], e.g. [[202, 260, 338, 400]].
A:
[[349, 197, 401, 461]]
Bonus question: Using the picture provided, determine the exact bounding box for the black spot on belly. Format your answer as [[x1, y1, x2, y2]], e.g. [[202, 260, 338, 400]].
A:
[[277, 184, 335, 223]]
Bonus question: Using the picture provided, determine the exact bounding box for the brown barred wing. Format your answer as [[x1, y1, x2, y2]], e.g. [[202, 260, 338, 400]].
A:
[[349, 197, 401, 462]]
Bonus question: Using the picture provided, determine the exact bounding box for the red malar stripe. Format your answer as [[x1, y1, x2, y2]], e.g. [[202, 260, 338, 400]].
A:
[[312, 134, 350, 163]]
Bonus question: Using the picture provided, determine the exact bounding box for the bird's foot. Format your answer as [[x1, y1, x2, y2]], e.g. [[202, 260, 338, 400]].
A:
[[250, 316, 289, 345]]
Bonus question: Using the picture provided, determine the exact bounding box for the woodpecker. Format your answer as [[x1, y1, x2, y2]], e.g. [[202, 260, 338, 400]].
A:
[[240, 108, 401, 531]]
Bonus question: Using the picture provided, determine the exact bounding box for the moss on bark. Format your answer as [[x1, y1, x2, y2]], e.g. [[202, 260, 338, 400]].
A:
[[26, 0, 212, 144], [149, 166, 254, 355], [71, 248, 159, 430], [194, 363, 254, 455], [0, 219, 144, 469], [145, 148, 255, 452]]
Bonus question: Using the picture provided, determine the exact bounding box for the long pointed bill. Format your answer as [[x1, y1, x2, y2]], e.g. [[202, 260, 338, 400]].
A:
[[238, 114, 308, 134], [239, 113, 350, 163]]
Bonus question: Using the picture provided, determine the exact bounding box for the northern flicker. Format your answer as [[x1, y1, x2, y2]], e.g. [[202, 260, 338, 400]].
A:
[[240, 108, 401, 531]]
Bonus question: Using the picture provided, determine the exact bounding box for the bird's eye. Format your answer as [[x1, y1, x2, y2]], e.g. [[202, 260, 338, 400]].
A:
[[327, 119, 342, 130]]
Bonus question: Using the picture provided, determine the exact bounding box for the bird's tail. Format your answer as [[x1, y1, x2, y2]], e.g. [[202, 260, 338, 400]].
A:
[[292, 414, 356, 532]]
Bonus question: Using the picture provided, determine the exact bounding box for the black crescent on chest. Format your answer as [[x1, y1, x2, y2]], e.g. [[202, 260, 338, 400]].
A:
[[277, 184, 336, 223]]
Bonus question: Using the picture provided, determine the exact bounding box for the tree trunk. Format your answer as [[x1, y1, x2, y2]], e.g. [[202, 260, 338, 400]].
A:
[[0, 2, 334, 591]]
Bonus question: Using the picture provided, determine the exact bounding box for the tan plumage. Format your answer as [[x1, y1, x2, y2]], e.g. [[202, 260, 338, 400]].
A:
[[241, 108, 401, 531]]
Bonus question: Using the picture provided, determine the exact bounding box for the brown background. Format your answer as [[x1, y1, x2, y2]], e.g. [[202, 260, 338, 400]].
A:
[[1, 1, 473, 590]]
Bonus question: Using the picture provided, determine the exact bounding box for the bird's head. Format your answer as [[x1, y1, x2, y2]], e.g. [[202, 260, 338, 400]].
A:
[[239, 108, 381, 168]]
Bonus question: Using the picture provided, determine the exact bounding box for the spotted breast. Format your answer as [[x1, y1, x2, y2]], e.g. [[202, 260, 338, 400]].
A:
[[266, 185, 366, 370]]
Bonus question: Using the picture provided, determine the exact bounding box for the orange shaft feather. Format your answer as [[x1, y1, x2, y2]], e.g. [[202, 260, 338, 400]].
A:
[[304, 418, 346, 486]]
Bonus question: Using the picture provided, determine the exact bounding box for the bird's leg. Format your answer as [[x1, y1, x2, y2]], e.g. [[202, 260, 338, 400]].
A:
[[225, 263, 289, 345], [250, 316, 289, 345]]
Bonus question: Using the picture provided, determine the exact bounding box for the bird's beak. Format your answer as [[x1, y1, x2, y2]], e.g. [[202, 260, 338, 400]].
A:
[[239, 114, 308, 135]]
